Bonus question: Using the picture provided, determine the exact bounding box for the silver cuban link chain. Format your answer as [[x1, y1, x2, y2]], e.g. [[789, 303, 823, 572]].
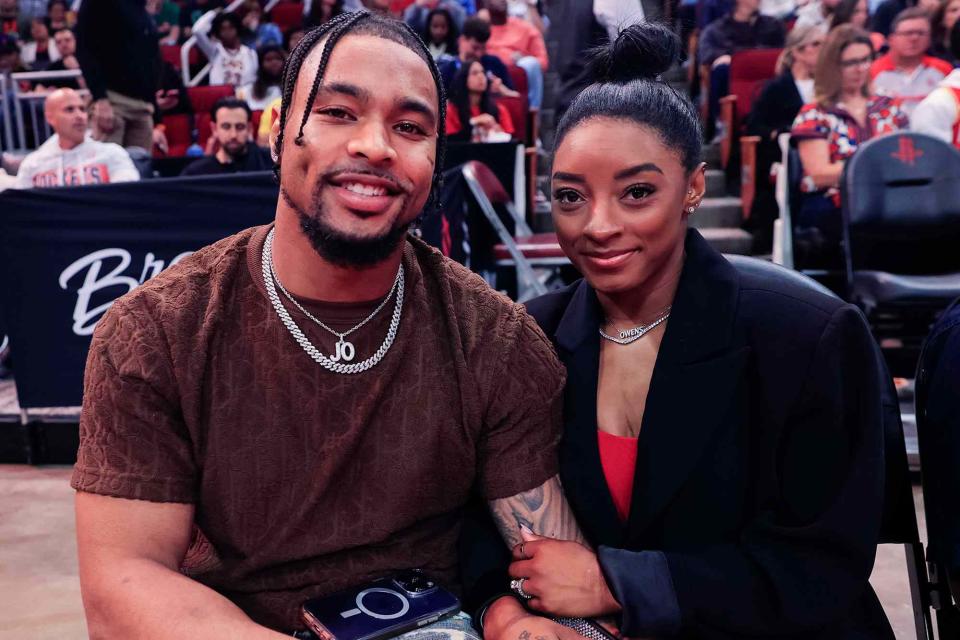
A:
[[262, 228, 404, 374]]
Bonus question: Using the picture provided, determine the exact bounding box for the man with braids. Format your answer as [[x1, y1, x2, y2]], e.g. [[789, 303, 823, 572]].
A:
[[72, 10, 585, 639]]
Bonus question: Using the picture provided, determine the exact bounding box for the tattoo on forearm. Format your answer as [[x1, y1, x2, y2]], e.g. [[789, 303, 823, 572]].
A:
[[489, 475, 587, 548]]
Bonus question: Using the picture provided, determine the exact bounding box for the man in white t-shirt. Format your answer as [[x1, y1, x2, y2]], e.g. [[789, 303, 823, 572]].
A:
[[194, 10, 258, 87], [15, 88, 140, 188], [912, 68, 960, 147]]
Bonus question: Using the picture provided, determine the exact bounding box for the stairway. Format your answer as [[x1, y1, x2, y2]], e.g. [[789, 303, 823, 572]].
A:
[[532, 39, 754, 256]]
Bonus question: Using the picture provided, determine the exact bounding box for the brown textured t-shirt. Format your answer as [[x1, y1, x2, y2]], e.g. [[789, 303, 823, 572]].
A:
[[71, 225, 564, 631]]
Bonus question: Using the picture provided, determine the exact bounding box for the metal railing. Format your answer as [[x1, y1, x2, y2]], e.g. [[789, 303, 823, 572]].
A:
[[2, 70, 88, 152], [180, 0, 286, 87]]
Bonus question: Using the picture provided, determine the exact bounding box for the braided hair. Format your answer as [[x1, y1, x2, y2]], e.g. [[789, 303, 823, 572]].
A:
[[273, 10, 448, 212]]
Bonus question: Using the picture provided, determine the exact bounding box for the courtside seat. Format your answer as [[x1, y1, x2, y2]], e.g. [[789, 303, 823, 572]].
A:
[[160, 113, 192, 157], [718, 48, 781, 168], [841, 132, 960, 374]]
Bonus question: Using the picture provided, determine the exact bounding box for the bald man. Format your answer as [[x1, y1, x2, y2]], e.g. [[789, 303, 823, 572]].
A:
[[15, 88, 139, 189]]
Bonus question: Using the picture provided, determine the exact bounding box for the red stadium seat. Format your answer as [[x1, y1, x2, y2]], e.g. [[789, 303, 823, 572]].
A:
[[196, 112, 213, 148], [159, 113, 192, 157], [160, 44, 202, 71], [506, 64, 528, 101], [252, 109, 264, 134], [187, 85, 235, 116], [495, 95, 526, 143], [270, 1, 304, 33], [718, 48, 781, 169]]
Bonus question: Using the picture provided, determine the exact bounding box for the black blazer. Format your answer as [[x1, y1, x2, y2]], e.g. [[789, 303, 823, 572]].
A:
[[525, 230, 894, 639], [745, 70, 805, 146]]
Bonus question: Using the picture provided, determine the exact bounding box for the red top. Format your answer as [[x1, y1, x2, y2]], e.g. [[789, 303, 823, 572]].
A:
[[597, 430, 639, 523], [444, 102, 515, 137]]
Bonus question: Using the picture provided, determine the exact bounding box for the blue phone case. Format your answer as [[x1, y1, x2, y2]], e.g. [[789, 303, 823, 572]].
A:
[[301, 571, 460, 640]]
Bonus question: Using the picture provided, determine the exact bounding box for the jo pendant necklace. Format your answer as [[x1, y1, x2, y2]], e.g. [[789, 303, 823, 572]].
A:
[[599, 307, 671, 346], [262, 228, 404, 374]]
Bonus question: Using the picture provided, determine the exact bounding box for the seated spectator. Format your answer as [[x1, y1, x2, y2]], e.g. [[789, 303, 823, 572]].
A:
[[181, 97, 271, 176], [15, 88, 139, 188], [699, 0, 785, 137], [870, 7, 952, 113], [195, 10, 258, 87], [404, 0, 467, 32], [830, 0, 887, 48], [46, 0, 74, 32], [437, 16, 515, 95], [20, 17, 59, 70], [791, 25, 908, 246], [911, 26, 960, 144], [0, 0, 26, 39], [796, 0, 841, 27], [147, 0, 181, 45], [236, 44, 285, 111], [930, 0, 960, 62], [746, 24, 825, 250], [0, 32, 27, 77], [36, 28, 83, 90], [484, 0, 547, 108], [874, 0, 940, 35], [422, 7, 458, 59], [241, 0, 282, 49], [445, 59, 513, 141], [363, 0, 394, 14]]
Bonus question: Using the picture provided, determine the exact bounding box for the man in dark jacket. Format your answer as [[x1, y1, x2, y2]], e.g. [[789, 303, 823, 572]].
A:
[[699, 0, 785, 137], [181, 97, 271, 176]]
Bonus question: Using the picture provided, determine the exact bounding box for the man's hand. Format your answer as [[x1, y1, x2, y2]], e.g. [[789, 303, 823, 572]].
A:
[[470, 113, 499, 131], [92, 99, 115, 134], [508, 530, 620, 619], [62, 54, 79, 69], [153, 126, 169, 155], [483, 597, 585, 640]]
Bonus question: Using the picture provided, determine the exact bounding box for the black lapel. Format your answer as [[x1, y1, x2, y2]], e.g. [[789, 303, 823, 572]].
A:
[[553, 282, 626, 547], [624, 230, 751, 541]]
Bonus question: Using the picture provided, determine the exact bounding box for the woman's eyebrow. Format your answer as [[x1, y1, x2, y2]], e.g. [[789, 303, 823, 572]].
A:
[[614, 163, 664, 180]]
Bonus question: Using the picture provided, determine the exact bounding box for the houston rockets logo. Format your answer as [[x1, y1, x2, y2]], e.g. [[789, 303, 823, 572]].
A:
[[891, 137, 924, 166]]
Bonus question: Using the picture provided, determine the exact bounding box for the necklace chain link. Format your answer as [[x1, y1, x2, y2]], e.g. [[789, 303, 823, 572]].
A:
[[262, 228, 404, 374]]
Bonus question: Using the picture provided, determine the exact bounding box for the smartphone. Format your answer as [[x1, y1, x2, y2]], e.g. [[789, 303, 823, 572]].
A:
[[301, 571, 460, 640]]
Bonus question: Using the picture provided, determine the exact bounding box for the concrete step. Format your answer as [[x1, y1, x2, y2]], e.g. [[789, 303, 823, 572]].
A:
[[704, 169, 726, 198], [702, 142, 721, 167], [689, 196, 742, 229], [700, 227, 753, 255]]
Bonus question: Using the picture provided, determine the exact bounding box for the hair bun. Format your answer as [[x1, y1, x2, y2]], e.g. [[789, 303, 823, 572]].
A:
[[588, 22, 682, 84]]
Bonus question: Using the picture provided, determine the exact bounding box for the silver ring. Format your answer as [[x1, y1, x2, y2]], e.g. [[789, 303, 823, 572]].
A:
[[510, 578, 532, 600]]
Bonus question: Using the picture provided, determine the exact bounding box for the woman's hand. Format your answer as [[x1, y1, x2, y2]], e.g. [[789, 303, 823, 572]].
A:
[[508, 530, 621, 619], [483, 596, 588, 640]]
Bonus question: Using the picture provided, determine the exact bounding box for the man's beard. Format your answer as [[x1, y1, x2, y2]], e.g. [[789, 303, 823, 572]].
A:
[[281, 185, 411, 269]]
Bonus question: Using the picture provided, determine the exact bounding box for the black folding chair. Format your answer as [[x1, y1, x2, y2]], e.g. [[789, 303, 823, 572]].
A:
[[727, 255, 933, 639], [840, 132, 960, 376]]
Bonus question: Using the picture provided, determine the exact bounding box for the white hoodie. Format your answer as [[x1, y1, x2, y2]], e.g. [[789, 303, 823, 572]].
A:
[[911, 69, 960, 146], [15, 135, 140, 189]]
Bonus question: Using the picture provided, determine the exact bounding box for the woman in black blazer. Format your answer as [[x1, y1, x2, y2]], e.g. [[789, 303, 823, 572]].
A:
[[744, 23, 824, 251], [485, 23, 893, 640]]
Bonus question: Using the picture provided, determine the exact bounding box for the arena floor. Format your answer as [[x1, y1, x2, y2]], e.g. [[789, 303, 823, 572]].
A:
[[0, 465, 934, 639]]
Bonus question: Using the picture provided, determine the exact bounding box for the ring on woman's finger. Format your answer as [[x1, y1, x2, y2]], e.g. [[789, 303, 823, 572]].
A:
[[509, 577, 533, 600]]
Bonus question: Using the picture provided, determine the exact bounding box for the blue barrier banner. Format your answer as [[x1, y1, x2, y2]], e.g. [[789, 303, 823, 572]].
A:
[[0, 172, 278, 408]]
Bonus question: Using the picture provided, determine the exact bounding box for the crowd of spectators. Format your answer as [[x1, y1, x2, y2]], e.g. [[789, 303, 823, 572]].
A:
[[0, 0, 568, 189]]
